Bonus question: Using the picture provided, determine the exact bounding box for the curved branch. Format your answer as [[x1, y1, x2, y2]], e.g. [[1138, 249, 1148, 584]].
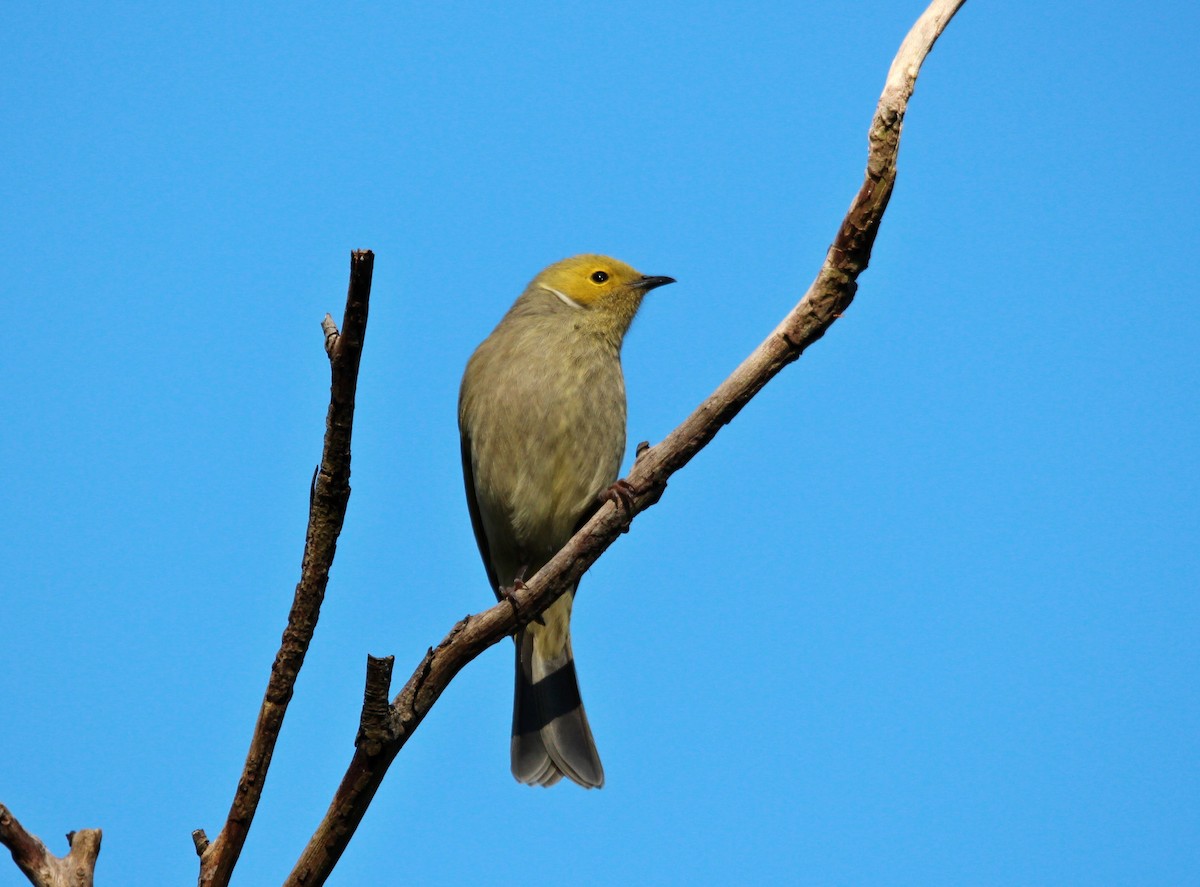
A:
[[0, 804, 101, 887], [286, 1, 966, 882], [195, 250, 375, 887]]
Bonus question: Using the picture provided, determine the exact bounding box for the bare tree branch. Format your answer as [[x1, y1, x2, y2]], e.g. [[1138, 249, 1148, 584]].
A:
[[284, 1, 967, 883], [356, 655, 396, 756], [195, 250, 375, 887], [0, 804, 101, 887]]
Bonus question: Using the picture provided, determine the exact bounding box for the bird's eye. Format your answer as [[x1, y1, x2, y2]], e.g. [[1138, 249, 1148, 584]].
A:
[[590, 270, 609, 284]]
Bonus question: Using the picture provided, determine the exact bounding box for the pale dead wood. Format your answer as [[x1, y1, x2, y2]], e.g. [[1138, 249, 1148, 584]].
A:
[[0, 804, 101, 887]]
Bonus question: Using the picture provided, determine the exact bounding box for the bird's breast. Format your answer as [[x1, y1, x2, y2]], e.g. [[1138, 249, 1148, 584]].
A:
[[461, 322, 627, 576]]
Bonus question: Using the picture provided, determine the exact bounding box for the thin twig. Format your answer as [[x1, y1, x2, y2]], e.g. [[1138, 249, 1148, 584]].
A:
[[284, 2, 967, 884], [195, 250, 375, 887], [0, 804, 101, 887]]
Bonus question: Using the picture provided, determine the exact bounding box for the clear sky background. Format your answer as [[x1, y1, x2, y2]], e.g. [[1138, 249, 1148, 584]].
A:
[[3, 2, 1197, 885]]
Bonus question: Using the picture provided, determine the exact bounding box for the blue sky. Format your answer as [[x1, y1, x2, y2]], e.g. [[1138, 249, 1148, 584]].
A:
[[3, 2, 1197, 885]]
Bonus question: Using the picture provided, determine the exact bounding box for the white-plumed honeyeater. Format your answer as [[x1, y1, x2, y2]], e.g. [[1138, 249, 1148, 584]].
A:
[[458, 254, 675, 788]]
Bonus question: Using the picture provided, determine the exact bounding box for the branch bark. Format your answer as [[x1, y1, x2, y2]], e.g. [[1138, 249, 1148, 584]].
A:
[[0, 804, 101, 887], [285, 1, 967, 883], [195, 250, 375, 887]]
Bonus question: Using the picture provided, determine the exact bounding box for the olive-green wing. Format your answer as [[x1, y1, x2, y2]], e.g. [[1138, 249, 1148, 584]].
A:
[[460, 430, 501, 599]]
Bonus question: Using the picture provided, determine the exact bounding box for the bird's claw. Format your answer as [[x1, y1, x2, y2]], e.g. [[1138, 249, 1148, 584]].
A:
[[601, 479, 638, 516], [500, 568, 544, 627]]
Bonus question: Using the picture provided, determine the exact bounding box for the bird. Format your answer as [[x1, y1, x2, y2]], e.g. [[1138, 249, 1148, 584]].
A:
[[458, 254, 675, 788]]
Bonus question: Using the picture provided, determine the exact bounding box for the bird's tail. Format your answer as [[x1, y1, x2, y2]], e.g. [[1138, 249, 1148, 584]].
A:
[[511, 616, 604, 788]]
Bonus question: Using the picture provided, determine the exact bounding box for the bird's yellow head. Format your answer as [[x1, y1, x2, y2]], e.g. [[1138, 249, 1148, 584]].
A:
[[530, 254, 675, 345]]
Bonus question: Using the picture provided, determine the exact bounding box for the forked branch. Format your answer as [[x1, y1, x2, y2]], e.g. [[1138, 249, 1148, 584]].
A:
[[0, 804, 101, 887]]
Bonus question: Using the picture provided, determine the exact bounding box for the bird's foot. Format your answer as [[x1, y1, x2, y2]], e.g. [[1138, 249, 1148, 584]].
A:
[[600, 479, 639, 521], [500, 566, 544, 627]]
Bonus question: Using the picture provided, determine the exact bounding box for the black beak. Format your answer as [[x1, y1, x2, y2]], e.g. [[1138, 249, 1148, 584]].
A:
[[637, 275, 676, 291]]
